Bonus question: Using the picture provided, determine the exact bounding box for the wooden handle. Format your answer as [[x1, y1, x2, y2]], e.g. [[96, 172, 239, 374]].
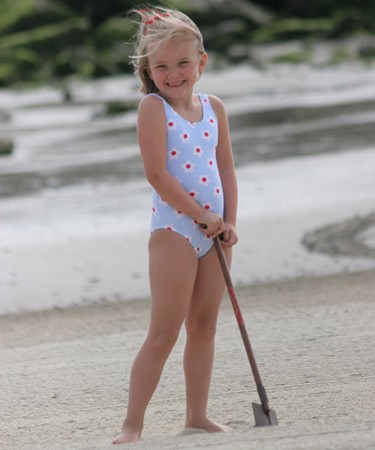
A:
[[213, 236, 270, 411]]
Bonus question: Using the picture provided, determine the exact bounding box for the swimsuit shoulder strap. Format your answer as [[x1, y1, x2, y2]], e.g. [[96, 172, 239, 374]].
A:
[[198, 93, 216, 118], [146, 93, 174, 114]]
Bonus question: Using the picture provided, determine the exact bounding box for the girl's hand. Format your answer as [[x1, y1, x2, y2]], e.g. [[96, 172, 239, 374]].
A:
[[220, 222, 238, 247], [198, 211, 225, 238]]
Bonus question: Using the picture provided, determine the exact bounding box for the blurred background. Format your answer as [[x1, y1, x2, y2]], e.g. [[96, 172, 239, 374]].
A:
[[1, 0, 375, 187], [1, 0, 375, 314], [1, 0, 375, 87]]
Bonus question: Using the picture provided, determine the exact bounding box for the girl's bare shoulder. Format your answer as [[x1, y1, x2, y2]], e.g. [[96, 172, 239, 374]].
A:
[[207, 94, 227, 120], [139, 94, 163, 110], [138, 94, 165, 121]]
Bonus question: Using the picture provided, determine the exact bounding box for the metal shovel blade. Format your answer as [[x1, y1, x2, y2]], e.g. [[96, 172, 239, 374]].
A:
[[252, 403, 279, 426]]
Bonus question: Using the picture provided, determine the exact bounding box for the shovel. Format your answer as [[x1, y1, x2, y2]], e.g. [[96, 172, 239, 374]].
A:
[[214, 236, 278, 426]]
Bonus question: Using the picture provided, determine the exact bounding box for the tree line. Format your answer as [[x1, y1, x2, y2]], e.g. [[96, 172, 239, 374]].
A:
[[0, 0, 374, 87]]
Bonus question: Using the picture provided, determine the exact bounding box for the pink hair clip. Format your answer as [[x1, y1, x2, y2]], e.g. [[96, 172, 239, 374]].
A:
[[141, 9, 170, 26]]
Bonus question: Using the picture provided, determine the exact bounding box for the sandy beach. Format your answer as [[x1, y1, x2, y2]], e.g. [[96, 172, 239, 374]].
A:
[[1, 63, 375, 449], [1, 269, 375, 449]]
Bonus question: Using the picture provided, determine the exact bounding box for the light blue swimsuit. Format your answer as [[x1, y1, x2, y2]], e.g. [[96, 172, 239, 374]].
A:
[[149, 93, 224, 258]]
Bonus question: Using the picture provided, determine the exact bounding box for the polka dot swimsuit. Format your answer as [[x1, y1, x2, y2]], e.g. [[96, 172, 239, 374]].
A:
[[149, 93, 224, 258]]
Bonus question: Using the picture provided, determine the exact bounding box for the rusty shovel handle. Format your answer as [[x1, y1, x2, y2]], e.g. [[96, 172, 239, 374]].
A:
[[214, 236, 270, 413]]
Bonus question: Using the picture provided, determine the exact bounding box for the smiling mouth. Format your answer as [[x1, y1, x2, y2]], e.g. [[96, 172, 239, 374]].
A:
[[167, 81, 185, 87]]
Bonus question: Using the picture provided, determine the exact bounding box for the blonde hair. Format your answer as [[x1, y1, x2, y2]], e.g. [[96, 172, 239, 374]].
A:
[[128, 7, 205, 94]]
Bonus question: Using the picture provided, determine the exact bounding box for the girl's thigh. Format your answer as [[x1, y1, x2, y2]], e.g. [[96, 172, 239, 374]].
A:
[[148, 230, 199, 333], [186, 244, 232, 327]]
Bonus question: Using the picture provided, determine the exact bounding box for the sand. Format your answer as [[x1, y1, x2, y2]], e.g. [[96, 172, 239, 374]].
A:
[[2, 147, 375, 316], [2, 62, 375, 449], [1, 269, 375, 450]]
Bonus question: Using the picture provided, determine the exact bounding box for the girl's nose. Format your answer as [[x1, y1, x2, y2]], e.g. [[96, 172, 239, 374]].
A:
[[167, 71, 180, 81], [168, 68, 178, 76]]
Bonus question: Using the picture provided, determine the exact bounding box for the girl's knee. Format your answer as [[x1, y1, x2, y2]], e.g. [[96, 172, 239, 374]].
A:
[[147, 328, 180, 353], [186, 315, 218, 340]]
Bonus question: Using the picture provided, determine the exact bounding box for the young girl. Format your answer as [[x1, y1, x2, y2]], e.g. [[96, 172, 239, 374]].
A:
[[113, 7, 238, 445]]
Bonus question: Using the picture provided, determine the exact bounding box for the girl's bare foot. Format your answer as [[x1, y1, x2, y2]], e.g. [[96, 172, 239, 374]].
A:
[[185, 418, 233, 433], [112, 427, 141, 445]]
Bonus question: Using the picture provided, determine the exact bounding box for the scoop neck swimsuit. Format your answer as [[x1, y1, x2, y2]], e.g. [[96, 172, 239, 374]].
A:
[[148, 93, 224, 258]]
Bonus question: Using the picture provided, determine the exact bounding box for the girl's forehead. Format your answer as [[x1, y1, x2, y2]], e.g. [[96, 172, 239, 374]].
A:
[[148, 36, 198, 59]]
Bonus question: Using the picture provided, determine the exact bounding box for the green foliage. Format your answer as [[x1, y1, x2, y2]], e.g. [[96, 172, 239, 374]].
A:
[[253, 17, 334, 43], [0, 18, 89, 52], [251, 0, 375, 20], [329, 47, 352, 65], [0, 0, 374, 87], [0, 0, 75, 34], [358, 44, 375, 62], [0, 139, 14, 156], [56, 0, 160, 25], [272, 49, 313, 65], [0, 0, 141, 86], [94, 16, 136, 51], [102, 100, 138, 116]]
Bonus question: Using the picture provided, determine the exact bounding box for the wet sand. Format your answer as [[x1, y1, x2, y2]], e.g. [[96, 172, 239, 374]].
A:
[[1, 269, 375, 449], [2, 147, 375, 315]]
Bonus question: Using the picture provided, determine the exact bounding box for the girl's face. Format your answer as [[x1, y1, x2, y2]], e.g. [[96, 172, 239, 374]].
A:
[[147, 36, 207, 101]]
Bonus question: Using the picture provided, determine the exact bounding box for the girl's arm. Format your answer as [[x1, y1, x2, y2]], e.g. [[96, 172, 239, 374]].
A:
[[209, 95, 239, 247], [137, 95, 224, 236]]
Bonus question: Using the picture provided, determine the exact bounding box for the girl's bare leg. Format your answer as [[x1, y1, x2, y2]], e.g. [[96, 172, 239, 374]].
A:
[[183, 244, 233, 433], [112, 230, 198, 445]]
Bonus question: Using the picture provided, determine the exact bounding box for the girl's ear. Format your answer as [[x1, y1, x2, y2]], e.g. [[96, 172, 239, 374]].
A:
[[199, 52, 208, 75], [147, 68, 154, 80]]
